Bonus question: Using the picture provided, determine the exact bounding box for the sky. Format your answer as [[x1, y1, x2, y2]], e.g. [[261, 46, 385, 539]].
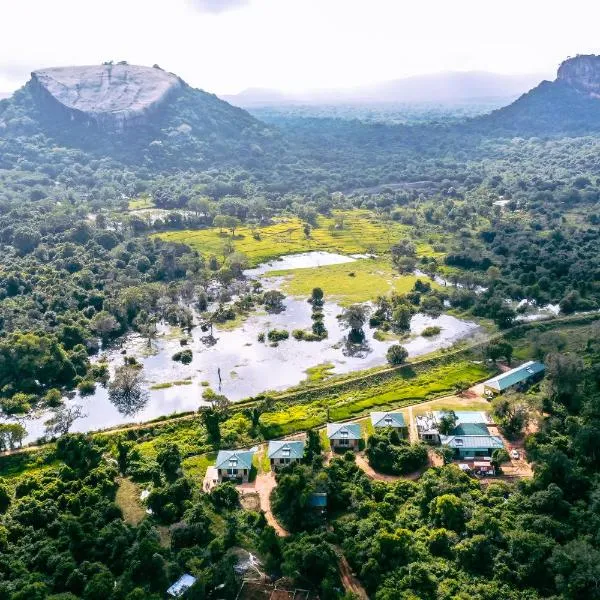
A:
[[0, 0, 599, 95]]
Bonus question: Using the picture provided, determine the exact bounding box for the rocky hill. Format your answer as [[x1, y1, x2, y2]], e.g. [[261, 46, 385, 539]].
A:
[[0, 62, 284, 170], [477, 55, 600, 135]]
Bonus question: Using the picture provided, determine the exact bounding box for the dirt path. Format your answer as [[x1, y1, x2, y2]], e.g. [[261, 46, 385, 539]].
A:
[[408, 405, 417, 443], [238, 472, 289, 537], [336, 547, 369, 599]]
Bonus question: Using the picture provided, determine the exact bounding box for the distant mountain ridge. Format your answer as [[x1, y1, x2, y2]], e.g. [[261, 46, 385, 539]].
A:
[[222, 71, 549, 106]]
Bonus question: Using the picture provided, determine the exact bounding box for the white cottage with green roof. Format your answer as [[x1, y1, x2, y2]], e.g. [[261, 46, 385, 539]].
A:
[[370, 412, 408, 438], [327, 422, 361, 450], [268, 440, 305, 469], [215, 449, 255, 483]]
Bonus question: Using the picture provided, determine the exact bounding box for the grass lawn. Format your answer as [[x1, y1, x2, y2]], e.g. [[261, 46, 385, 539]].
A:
[[320, 429, 331, 452], [260, 361, 491, 437], [155, 210, 439, 267], [115, 477, 146, 526], [182, 452, 217, 479], [268, 257, 436, 304], [411, 395, 491, 417]]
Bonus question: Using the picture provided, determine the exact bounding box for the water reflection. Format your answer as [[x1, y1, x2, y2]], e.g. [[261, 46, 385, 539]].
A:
[[3, 252, 482, 443]]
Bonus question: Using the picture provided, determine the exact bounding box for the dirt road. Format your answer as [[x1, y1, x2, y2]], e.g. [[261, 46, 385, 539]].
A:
[[336, 548, 369, 599], [238, 472, 289, 537]]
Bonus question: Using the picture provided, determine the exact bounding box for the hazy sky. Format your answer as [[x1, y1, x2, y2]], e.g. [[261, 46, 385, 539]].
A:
[[0, 0, 598, 94]]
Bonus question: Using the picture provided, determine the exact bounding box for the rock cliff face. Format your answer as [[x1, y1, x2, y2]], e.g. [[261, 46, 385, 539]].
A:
[[29, 64, 184, 131], [557, 55, 600, 97]]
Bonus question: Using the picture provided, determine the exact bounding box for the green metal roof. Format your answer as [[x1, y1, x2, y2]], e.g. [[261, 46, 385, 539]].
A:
[[371, 412, 406, 428], [327, 422, 361, 440], [268, 440, 305, 460], [452, 423, 490, 436], [484, 361, 545, 392], [440, 435, 504, 450], [215, 449, 255, 470]]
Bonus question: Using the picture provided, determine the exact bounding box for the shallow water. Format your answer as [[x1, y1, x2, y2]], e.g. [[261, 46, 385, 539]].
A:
[[5, 252, 481, 443], [244, 251, 357, 276]]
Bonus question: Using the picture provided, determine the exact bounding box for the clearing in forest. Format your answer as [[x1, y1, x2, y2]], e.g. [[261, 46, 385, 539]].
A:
[[115, 477, 147, 525], [155, 210, 440, 266]]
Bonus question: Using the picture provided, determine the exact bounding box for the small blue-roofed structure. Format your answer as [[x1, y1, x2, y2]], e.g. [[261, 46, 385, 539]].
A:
[[215, 448, 255, 483], [484, 361, 545, 396], [167, 574, 197, 597], [327, 422, 361, 450], [268, 440, 305, 469], [308, 492, 327, 514], [370, 412, 408, 438]]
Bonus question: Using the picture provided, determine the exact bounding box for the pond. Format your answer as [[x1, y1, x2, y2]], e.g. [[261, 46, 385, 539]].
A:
[[5, 252, 481, 443]]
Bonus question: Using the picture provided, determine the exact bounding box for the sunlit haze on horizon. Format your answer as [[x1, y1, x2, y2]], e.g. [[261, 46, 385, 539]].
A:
[[0, 0, 598, 94]]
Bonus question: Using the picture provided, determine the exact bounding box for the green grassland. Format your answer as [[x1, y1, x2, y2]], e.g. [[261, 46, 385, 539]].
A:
[[155, 210, 440, 267], [268, 257, 438, 304], [259, 360, 491, 437]]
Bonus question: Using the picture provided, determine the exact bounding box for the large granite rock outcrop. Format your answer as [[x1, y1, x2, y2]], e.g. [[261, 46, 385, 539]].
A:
[[557, 55, 600, 97], [29, 63, 184, 131]]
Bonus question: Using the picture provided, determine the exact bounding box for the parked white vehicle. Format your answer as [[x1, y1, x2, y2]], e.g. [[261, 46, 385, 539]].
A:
[[510, 449, 520, 459]]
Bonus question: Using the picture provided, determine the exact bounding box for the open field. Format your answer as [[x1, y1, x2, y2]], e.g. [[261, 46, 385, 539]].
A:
[[155, 210, 440, 266], [115, 478, 147, 525], [268, 257, 437, 304]]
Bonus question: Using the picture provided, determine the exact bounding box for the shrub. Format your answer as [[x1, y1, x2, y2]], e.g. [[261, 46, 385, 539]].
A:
[[421, 326, 442, 337], [387, 344, 409, 365], [366, 429, 428, 475], [172, 349, 193, 364], [77, 379, 96, 396], [268, 329, 289, 342]]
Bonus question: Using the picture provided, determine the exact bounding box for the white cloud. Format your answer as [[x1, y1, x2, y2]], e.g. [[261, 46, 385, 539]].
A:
[[188, 0, 249, 14], [0, 0, 598, 95]]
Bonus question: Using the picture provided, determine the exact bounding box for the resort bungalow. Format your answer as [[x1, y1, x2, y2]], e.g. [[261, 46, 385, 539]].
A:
[[327, 422, 361, 450], [416, 413, 440, 444], [483, 361, 545, 397], [370, 411, 408, 438], [268, 440, 305, 469], [440, 434, 504, 459], [417, 410, 491, 444], [215, 448, 255, 483]]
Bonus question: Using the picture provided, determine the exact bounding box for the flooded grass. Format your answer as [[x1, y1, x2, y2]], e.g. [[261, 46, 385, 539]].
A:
[[267, 257, 436, 304], [149, 379, 193, 390], [155, 210, 437, 267], [304, 362, 336, 383]]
